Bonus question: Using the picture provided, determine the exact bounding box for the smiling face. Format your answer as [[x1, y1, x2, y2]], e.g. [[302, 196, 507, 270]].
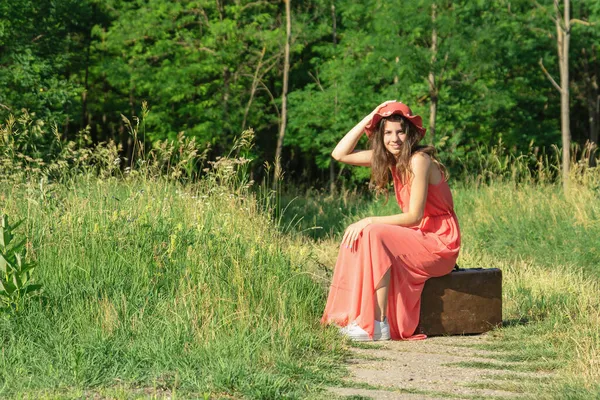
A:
[[383, 120, 407, 155]]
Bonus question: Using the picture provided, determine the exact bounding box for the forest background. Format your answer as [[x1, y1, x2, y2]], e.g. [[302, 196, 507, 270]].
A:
[[2, 1, 600, 398], [2, 0, 599, 187]]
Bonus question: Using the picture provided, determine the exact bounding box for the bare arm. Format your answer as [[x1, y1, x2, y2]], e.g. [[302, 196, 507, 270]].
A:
[[340, 154, 432, 248], [331, 113, 373, 166], [331, 100, 395, 167], [367, 154, 431, 226]]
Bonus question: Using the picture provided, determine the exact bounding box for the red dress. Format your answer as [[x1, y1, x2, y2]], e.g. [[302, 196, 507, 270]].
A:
[[321, 168, 461, 340]]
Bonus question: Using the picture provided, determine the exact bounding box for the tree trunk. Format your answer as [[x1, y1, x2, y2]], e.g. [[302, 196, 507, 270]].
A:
[[541, 1, 572, 193], [587, 93, 599, 167], [581, 46, 599, 167], [274, 0, 291, 188], [222, 67, 230, 133], [557, 0, 571, 193], [82, 39, 91, 136], [242, 47, 266, 131], [124, 85, 136, 167], [64, 115, 69, 138], [102, 71, 109, 144], [592, 95, 600, 145], [330, 0, 337, 194], [428, 3, 438, 145]]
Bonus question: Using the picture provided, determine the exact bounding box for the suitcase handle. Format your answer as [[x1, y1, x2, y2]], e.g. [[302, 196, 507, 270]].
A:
[[453, 264, 485, 271]]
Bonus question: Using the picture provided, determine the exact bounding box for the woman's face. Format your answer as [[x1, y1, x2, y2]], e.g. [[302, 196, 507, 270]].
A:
[[383, 120, 406, 155]]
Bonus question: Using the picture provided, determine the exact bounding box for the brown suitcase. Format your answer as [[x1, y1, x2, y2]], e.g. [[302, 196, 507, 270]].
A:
[[416, 267, 502, 336]]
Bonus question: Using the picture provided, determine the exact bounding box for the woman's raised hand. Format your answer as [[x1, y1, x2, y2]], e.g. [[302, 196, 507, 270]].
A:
[[368, 100, 397, 118]]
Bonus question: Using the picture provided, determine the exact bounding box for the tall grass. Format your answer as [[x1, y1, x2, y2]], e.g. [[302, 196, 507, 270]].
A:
[[0, 115, 347, 398], [0, 176, 346, 398]]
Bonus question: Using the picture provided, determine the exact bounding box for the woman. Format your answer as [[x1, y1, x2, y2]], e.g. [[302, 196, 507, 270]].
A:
[[321, 101, 461, 341]]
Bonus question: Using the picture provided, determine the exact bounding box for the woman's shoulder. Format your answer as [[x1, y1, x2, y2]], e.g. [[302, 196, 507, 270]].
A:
[[409, 151, 433, 170], [410, 150, 435, 161], [410, 150, 446, 185]]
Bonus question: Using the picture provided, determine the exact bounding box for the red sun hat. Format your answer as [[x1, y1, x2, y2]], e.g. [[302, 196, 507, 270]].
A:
[[364, 101, 426, 139]]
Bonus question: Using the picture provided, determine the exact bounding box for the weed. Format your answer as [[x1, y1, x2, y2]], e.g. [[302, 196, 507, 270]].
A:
[[0, 214, 42, 314]]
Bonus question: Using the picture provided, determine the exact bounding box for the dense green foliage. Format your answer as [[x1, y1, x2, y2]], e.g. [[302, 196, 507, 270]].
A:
[[1, 0, 599, 185]]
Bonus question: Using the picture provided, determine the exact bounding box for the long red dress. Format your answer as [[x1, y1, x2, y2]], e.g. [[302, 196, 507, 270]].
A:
[[321, 167, 461, 340]]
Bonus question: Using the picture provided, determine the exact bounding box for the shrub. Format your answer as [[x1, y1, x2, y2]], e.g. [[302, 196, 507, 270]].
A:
[[0, 214, 42, 315]]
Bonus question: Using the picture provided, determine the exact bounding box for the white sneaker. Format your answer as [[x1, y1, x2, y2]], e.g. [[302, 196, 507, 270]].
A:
[[339, 319, 391, 341]]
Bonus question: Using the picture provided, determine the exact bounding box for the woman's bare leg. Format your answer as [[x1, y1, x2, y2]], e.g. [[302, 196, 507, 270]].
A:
[[374, 268, 391, 321]]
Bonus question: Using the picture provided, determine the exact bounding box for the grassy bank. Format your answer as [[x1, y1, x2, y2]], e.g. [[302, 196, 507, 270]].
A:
[[0, 175, 346, 399]]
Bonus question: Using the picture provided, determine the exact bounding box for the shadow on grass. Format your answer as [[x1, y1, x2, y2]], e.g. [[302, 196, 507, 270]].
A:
[[501, 317, 530, 327]]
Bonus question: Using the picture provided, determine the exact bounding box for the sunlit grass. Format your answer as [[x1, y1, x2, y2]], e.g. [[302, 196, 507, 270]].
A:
[[0, 175, 347, 399]]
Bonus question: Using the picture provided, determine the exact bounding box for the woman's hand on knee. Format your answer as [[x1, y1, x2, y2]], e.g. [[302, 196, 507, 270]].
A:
[[342, 218, 372, 250]]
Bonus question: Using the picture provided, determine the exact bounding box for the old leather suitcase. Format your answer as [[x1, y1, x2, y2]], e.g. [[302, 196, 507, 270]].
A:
[[416, 267, 502, 336]]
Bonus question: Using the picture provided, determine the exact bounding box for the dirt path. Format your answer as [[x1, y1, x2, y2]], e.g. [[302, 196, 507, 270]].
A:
[[327, 334, 552, 400]]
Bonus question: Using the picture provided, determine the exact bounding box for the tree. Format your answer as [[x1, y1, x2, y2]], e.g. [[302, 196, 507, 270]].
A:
[[4, 0, 599, 188], [92, 0, 285, 157], [540, 0, 572, 192], [539, 0, 593, 191], [570, 2, 600, 148], [428, 3, 439, 145], [0, 0, 106, 132], [274, 0, 292, 186]]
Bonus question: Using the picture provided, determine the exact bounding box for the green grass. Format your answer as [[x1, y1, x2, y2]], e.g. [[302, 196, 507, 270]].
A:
[[0, 177, 348, 399], [453, 182, 600, 279], [444, 360, 561, 373]]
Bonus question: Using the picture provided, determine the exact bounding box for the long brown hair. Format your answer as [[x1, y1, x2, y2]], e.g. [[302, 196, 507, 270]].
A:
[[368, 115, 447, 192]]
